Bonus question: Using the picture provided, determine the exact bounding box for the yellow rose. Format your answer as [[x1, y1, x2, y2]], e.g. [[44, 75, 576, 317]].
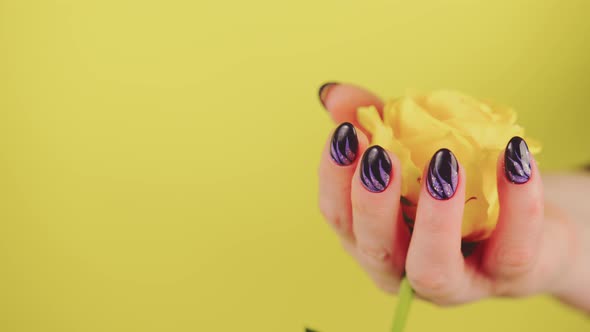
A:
[[357, 90, 541, 242]]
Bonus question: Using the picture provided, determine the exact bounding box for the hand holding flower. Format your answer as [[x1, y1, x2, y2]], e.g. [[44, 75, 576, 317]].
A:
[[317, 83, 590, 310]]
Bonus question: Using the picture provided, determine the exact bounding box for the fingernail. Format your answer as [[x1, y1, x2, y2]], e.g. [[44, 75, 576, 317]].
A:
[[360, 146, 392, 193], [504, 136, 532, 184], [319, 82, 338, 108], [426, 148, 459, 200], [330, 122, 359, 166]]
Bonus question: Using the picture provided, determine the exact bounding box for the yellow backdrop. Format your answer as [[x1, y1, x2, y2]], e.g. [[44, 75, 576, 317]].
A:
[[1, 0, 589, 331]]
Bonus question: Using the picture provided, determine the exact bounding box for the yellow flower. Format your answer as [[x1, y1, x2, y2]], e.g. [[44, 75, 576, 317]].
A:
[[357, 90, 541, 241]]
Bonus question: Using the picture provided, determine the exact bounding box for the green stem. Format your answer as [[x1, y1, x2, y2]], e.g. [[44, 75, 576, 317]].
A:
[[391, 277, 414, 332]]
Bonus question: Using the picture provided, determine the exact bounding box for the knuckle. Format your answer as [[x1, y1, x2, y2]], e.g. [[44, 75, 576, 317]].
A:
[[495, 246, 536, 276], [319, 201, 350, 234], [364, 269, 400, 295], [358, 246, 391, 263], [357, 245, 395, 272], [374, 278, 398, 295], [491, 281, 516, 297], [407, 267, 454, 298], [427, 296, 460, 307], [491, 279, 532, 298]]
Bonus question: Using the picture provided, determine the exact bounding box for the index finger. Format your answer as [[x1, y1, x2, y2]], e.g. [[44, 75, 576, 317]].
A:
[[318, 82, 384, 133]]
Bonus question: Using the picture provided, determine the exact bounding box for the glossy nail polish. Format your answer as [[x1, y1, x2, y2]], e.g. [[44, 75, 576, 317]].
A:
[[330, 122, 359, 166], [318, 82, 338, 108], [426, 148, 459, 200], [504, 136, 532, 184], [360, 146, 392, 193]]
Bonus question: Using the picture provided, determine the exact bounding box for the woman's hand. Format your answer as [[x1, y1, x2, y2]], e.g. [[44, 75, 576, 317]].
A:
[[317, 83, 590, 310]]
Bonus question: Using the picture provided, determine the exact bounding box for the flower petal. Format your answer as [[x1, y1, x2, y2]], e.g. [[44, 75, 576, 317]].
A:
[[415, 90, 492, 122], [400, 130, 475, 171], [481, 100, 518, 124], [444, 119, 524, 150], [395, 97, 455, 139], [358, 90, 541, 241], [524, 136, 542, 154]]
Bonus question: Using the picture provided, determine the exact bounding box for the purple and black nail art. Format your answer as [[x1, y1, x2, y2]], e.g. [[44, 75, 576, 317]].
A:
[[360, 146, 392, 193], [330, 122, 359, 166], [319, 82, 338, 108], [504, 136, 532, 184], [426, 148, 459, 200]]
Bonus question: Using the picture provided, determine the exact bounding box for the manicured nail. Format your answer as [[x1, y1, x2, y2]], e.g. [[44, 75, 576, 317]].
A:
[[426, 148, 459, 200], [318, 82, 338, 108], [360, 146, 392, 193], [504, 136, 532, 184], [330, 122, 359, 166]]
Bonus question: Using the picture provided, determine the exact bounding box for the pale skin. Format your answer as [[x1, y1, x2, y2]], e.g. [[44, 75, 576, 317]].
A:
[[318, 83, 590, 312]]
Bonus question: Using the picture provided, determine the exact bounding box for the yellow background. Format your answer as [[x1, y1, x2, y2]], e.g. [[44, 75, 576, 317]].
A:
[[1, 0, 589, 331]]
